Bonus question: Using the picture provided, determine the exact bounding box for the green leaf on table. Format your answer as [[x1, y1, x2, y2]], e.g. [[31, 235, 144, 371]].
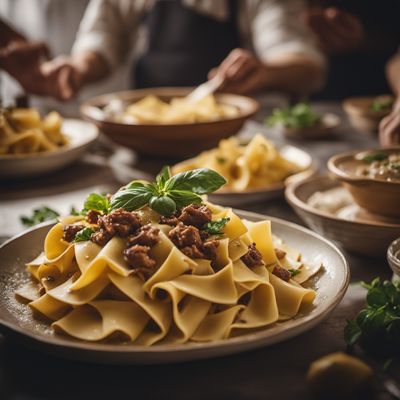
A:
[[20, 206, 60, 227]]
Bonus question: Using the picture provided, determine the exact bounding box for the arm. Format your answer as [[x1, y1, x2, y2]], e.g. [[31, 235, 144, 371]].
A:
[[0, 18, 25, 47], [379, 54, 400, 146]]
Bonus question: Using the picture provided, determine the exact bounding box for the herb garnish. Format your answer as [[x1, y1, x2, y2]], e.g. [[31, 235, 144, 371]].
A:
[[344, 278, 400, 358], [74, 227, 95, 242], [20, 206, 60, 227], [110, 167, 226, 216], [362, 152, 387, 163], [265, 103, 321, 129], [288, 269, 301, 277], [203, 217, 230, 235], [82, 193, 110, 214], [370, 97, 394, 113]]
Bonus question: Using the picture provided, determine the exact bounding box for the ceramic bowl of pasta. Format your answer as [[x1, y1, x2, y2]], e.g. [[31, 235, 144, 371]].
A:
[[172, 134, 316, 206], [0, 108, 98, 178], [328, 147, 400, 218], [343, 95, 394, 133], [286, 174, 400, 256], [80, 88, 259, 157], [0, 167, 348, 363]]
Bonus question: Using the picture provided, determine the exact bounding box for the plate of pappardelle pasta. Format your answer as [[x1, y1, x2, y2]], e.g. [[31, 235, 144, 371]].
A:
[[0, 167, 348, 364], [172, 134, 316, 206], [0, 107, 98, 178]]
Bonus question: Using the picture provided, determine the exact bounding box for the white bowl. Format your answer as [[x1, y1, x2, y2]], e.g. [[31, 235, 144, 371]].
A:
[[0, 119, 99, 178]]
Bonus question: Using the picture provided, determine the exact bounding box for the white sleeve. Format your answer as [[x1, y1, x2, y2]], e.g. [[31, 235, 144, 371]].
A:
[[71, 0, 142, 68], [247, 0, 325, 66]]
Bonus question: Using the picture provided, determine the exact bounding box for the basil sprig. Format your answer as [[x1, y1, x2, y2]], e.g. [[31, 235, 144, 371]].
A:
[[82, 193, 110, 214], [74, 227, 95, 242], [203, 217, 230, 235], [110, 167, 226, 216]]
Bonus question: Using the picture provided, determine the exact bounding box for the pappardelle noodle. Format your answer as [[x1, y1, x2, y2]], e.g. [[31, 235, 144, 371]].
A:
[[0, 108, 67, 155], [105, 94, 239, 124], [16, 167, 321, 345], [172, 134, 304, 191]]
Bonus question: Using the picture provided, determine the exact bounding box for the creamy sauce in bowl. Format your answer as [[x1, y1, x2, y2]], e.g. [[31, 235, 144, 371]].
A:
[[356, 152, 400, 182]]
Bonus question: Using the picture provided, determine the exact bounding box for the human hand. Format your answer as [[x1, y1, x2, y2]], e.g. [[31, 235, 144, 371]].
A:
[[379, 99, 400, 146], [208, 48, 269, 95], [305, 7, 364, 54]]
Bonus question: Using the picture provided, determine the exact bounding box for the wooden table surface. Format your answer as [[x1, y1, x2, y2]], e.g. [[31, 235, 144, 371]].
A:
[[0, 102, 397, 400]]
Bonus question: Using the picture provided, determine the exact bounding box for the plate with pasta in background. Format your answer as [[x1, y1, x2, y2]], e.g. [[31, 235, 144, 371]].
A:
[[0, 167, 348, 364], [172, 134, 317, 206], [0, 107, 98, 178]]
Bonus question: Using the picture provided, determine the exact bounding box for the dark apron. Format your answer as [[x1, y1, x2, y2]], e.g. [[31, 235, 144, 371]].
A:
[[134, 0, 240, 88], [313, 0, 400, 100]]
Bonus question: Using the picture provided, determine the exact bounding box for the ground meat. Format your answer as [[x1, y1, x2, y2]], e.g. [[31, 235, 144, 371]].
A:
[[241, 243, 263, 268], [86, 210, 101, 225], [159, 215, 179, 226], [272, 265, 291, 282], [62, 224, 85, 242], [178, 204, 212, 228], [168, 223, 202, 248], [123, 245, 156, 276], [127, 224, 160, 247], [90, 229, 112, 246], [202, 239, 219, 262], [98, 208, 141, 237], [275, 248, 287, 260], [180, 244, 206, 259]]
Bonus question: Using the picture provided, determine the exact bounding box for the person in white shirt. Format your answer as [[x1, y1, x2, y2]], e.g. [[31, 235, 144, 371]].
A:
[[39, 0, 325, 101]]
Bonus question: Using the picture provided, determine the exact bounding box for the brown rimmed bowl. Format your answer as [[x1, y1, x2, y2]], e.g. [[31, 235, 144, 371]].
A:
[[343, 96, 393, 133], [285, 174, 400, 257], [327, 147, 400, 218], [80, 88, 259, 158]]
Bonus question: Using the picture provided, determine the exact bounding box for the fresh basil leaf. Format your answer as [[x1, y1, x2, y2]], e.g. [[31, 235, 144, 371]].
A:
[[168, 190, 202, 209], [165, 168, 226, 194], [367, 287, 388, 307], [156, 166, 171, 190], [20, 206, 60, 227], [74, 227, 94, 242], [149, 195, 176, 216], [110, 185, 153, 211], [344, 319, 362, 346], [83, 193, 110, 214], [203, 217, 230, 235], [288, 269, 301, 277]]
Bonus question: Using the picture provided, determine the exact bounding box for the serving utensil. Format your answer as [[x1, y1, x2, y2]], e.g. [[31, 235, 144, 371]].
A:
[[185, 75, 224, 103]]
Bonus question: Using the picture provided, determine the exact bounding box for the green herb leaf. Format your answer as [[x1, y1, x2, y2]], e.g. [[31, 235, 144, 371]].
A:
[[156, 166, 171, 190], [344, 319, 362, 346], [20, 206, 60, 227], [288, 269, 301, 277], [265, 103, 321, 129], [149, 195, 177, 216], [110, 182, 153, 211], [203, 217, 230, 235], [164, 168, 226, 194], [70, 206, 81, 216], [168, 190, 202, 209], [362, 152, 387, 163], [83, 193, 110, 214], [74, 227, 94, 242]]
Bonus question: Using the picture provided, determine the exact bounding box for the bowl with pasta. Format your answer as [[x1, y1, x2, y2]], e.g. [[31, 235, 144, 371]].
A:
[[172, 134, 316, 206], [80, 88, 259, 157], [0, 167, 348, 363], [0, 108, 99, 178]]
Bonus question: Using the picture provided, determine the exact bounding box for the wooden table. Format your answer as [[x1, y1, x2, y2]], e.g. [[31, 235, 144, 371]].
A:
[[0, 102, 397, 400]]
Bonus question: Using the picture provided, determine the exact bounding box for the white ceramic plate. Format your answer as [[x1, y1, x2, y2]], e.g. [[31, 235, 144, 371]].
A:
[[0, 210, 349, 364], [0, 119, 98, 178], [209, 145, 316, 207]]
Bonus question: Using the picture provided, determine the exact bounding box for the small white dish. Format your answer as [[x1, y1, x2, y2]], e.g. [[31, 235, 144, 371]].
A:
[[0, 119, 99, 178]]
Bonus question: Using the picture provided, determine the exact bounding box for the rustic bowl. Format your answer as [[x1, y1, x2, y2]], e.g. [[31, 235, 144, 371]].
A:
[[285, 174, 400, 257], [80, 88, 259, 158], [343, 96, 393, 133], [327, 147, 400, 218], [277, 113, 341, 140]]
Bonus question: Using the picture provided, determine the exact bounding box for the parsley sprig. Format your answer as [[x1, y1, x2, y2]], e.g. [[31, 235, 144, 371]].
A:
[[109, 167, 226, 216], [344, 278, 400, 358], [20, 206, 60, 227], [265, 103, 321, 129], [203, 217, 230, 235]]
